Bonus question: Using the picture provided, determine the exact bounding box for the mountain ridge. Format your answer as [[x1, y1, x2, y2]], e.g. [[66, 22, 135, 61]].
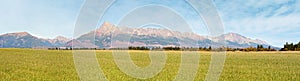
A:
[[0, 22, 274, 49], [67, 22, 272, 48]]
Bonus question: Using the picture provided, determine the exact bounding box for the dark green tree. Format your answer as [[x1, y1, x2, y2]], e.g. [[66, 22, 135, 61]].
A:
[[208, 46, 212, 51]]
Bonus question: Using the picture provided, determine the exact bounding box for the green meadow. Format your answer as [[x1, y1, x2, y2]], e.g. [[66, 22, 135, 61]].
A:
[[0, 48, 299, 81]]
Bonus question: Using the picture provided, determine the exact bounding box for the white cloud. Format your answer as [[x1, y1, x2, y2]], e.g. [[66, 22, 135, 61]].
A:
[[225, 13, 300, 33], [214, 0, 300, 47]]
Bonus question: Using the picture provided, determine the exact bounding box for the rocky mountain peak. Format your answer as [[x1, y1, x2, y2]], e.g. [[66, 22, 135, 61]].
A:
[[220, 32, 269, 45], [2, 32, 31, 37], [100, 22, 117, 30], [102, 21, 114, 27], [95, 22, 118, 35], [54, 36, 69, 42], [224, 32, 246, 38]]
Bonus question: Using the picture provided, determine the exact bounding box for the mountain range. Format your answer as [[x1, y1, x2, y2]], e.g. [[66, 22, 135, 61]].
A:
[[0, 32, 69, 48], [0, 22, 274, 49]]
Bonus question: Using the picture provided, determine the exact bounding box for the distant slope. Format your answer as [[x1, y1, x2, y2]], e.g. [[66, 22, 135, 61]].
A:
[[210, 32, 270, 48]]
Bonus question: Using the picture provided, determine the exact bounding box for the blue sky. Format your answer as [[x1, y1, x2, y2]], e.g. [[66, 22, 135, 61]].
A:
[[0, 0, 299, 47]]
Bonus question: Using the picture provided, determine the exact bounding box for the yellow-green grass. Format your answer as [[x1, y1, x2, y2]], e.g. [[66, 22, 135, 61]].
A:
[[0, 48, 299, 81]]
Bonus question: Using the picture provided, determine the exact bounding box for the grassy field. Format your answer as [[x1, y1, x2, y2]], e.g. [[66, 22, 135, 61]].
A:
[[0, 48, 299, 81]]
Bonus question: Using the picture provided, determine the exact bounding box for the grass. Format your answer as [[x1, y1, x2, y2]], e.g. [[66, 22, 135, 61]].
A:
[[0, 48, 299, 81]]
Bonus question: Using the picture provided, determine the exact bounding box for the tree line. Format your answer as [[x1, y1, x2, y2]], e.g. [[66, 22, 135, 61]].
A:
[[128, 46, 203, 51], [128, 45, 277, 51], [225, 45, 276, 52], [48, 42, 300, 51], [280, 42, 300, 51]]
